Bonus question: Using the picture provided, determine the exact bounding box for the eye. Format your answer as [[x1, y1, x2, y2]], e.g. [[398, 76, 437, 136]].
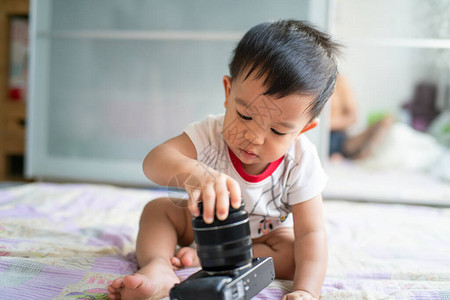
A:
[[271, 128, 286, 136], [237, 111, 252, 121]]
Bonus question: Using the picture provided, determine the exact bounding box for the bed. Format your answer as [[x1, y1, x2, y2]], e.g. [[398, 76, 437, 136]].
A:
[[323, 161, 450, 206], [323, 122, 450, 207], [1, 182, 450, 299]]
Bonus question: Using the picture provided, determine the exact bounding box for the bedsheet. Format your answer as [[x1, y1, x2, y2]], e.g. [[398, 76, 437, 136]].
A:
[[0, 183, 449, 299], [324, 162, 450, 206]]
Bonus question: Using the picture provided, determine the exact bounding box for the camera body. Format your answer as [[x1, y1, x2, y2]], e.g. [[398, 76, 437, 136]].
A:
[[170, 257, 274, 300], [170, 202, 275, 300]]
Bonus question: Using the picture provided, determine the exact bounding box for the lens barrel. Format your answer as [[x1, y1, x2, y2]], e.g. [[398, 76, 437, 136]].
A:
[[192, 202, 253, 272]]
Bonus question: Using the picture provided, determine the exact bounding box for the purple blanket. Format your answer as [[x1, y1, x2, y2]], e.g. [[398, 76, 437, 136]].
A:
[[1, 183, 450, 299]]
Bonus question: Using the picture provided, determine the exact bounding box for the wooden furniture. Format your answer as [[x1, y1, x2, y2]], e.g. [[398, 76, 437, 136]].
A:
[[0, 0, 29, 181]]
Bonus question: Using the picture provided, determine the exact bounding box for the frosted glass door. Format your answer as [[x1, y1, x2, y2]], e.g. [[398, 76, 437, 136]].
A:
[[27, 0, 330, 185]]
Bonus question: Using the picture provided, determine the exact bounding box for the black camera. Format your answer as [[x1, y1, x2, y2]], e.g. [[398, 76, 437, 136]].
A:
[[170, 201, 275, 300]]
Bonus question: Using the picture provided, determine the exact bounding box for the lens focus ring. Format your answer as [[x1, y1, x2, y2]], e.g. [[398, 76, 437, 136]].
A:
[[192, 201, 253, 272]]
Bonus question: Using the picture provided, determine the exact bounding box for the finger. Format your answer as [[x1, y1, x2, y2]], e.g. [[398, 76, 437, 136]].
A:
[[215, 184, 230, 221], [187, 188, 201, 217], [202, 184, 215, 224], [227, 178, 241, 209]]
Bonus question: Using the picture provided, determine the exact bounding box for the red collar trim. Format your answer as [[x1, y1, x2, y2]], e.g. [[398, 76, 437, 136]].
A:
[[228, 147, 284, 183]]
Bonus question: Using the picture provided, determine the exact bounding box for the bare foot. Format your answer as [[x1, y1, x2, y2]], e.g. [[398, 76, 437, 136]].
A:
[[170, 247, 200, 270], [108, 257, 180, 300]]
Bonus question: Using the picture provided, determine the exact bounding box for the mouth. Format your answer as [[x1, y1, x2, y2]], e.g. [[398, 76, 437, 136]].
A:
[[240, 148, 258, 159]]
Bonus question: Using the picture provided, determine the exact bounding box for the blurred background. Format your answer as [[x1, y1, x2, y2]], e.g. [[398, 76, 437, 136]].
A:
[[0, 0, 449, 203]]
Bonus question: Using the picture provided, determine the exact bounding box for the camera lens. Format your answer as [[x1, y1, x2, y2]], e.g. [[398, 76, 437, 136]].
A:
[[192, 201, 253, 272]]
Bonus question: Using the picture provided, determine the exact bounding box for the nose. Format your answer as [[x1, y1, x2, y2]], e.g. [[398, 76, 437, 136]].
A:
[[243, 124, 265, 145]]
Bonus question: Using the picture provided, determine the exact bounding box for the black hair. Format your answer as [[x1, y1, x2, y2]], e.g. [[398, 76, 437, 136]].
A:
[[229, 20, 341, 119]]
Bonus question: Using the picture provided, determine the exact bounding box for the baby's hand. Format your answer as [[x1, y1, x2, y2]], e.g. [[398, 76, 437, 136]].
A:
[[186, 168, 241, 223], [282, 290, 317, 300]]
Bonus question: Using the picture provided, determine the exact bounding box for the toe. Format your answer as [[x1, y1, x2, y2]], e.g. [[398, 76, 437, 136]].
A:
[[177, 247, 199, 267], [180, 254, 193, 267], [108, 293, 117, 300], [123, 274, 145, 289], [171, 256, 183, 269], [111, 278, 124, 289]]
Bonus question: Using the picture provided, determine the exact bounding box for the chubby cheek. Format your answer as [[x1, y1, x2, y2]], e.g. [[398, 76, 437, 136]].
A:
[[266, 138, 295, 160], [265, 143, 283, 160], [222, 113, 241, 145], [223, 119, 254, 150]]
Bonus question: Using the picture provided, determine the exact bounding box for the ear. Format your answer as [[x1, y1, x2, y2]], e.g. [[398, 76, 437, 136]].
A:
[[299, 118, 319, 135], [223, 75, 232, 108]]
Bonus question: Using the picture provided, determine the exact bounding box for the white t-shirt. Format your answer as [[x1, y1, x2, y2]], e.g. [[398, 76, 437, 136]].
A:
[[184, 114, 327, 238]]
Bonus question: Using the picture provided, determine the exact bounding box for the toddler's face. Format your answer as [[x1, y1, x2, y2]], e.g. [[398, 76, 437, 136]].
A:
[[222, 73, 318, 175]]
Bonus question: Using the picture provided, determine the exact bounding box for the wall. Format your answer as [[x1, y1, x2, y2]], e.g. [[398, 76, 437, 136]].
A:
[[333, 0, 450, 132], [28, 0, 328, 185]]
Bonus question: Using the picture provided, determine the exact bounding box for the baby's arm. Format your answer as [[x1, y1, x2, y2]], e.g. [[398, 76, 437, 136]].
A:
[[143, 133, 241, 223], [283, 194, 327, 300]]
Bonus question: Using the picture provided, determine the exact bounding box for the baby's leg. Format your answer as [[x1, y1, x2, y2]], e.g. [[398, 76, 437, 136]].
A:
[[252, 227, 295, 280], [108, 198, 194, 300], [171, 228, 295, 277]]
